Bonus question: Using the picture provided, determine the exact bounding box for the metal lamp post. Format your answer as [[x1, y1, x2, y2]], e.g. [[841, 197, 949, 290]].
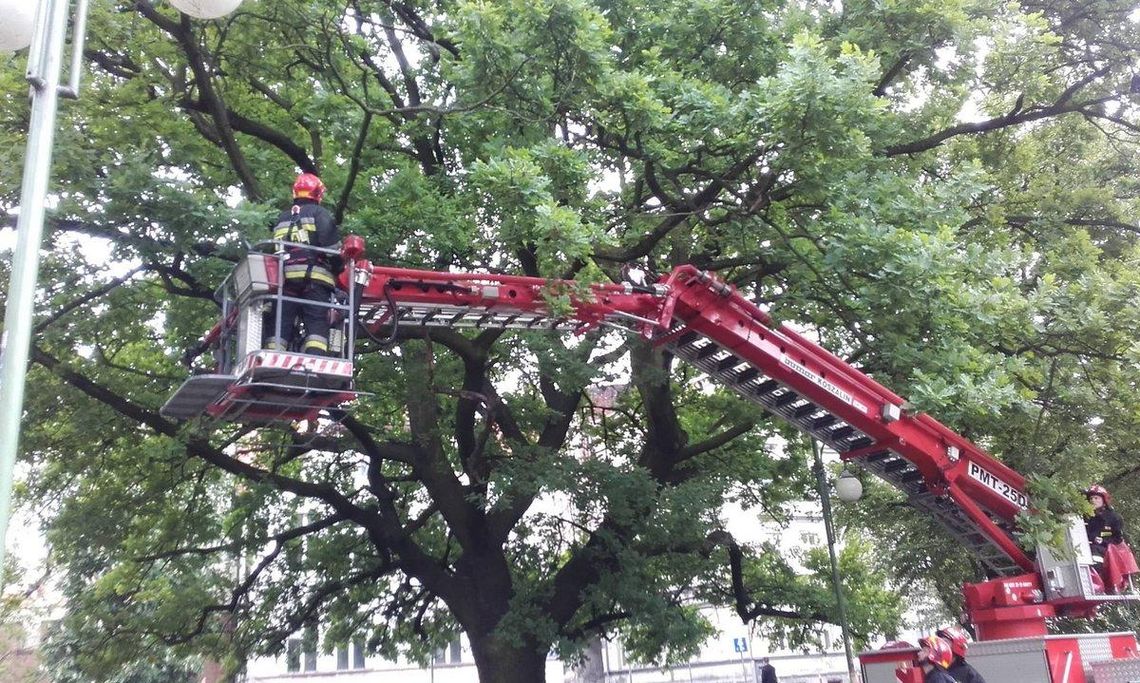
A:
[[0, 0, 89, 586], [812, 440, 863, 683], [0, 0, 243, 586]]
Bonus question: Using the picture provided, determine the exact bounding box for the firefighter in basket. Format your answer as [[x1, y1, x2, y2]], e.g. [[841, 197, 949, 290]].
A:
[[266, 173, 342, 356], [1085, 484, 1125, 559]]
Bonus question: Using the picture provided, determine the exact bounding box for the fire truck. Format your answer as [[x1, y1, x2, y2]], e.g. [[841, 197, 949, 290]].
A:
[[163, 236, 1140, 682]]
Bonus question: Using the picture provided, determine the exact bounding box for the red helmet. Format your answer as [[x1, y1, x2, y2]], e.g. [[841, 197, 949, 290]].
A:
[[293, 173, 326, 201], [1086, 485, 1112, 506], [936, 626, 969, 658], [918, 636, 953, 669]]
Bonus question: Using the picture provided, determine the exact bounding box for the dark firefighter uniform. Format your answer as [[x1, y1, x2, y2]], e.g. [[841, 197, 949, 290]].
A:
[[1087, 507, 1126, 557], [924, 669, 958, 683], [267, 195, 341, 355], [947, 658, 987, 683]]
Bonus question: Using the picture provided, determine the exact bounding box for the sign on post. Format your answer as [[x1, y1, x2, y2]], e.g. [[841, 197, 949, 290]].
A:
[[733, 637, 748, 653]]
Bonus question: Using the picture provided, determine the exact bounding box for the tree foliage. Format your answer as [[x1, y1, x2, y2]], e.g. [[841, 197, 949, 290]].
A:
[[2, 0, 1140, 679]]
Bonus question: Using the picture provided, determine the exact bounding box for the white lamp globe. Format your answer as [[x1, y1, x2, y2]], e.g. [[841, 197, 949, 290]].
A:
[[835, 469, 863, 503], [169, 0, 245, 20], [0, 1, 37, 52]]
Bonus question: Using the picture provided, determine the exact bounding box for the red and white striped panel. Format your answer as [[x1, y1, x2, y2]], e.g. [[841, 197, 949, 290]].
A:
[[237, 351, 353, 377]]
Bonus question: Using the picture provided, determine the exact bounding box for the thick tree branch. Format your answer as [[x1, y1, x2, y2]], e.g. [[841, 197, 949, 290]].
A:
[[181, 97, 316, 173], [381, 0, 459, 59], [135, 511, 347, 563], [677, 420, 756, 462], [402, 342, 483, 552], [704, 530, 829, 623], [137, 2, 263, 200], [34, 265, 148, 334], [29, 344, 457, 602], [883, 65, 1115, 156], [873, 53, 911, 98]]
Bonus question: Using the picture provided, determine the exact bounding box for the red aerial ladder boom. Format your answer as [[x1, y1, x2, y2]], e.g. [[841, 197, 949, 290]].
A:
[[165, 236, 1139, 681]]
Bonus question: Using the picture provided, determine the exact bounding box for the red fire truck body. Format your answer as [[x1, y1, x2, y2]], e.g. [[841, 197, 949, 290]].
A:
[[865, 632, 1140, 683], [163, 236, 1140, 682]]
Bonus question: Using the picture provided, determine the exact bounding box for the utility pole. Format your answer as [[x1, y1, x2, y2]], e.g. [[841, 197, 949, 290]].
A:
[[812, 441, 859, 683]]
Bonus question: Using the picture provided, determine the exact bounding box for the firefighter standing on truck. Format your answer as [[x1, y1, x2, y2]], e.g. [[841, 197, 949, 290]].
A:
[[936, 626, 987, 683], [267, 173, 341, 355], [1085, 484, 1125, 559]]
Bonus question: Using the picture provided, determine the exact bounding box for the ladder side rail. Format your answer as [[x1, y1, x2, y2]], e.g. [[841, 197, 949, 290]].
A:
[[351, 267, 666, 331], [362, 266, 668, 303], [916, 414, 1029, 519], [669, 291, 946, 485], [665, 266, 911, 406], [665, 272, 1036, 570], [665, 270, 1021, 494], [667, 277, 935, 467]]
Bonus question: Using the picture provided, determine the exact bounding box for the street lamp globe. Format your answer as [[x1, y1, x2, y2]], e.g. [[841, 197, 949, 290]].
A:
[[835, 468, 863, 503], [169, 0, 245, 19], [0, 1, 36, 52]]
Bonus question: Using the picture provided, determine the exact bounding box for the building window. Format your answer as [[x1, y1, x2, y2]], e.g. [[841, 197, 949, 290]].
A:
[[286, 639, 301, 673], [353, 640, 366, 669], [800, 531, 821, 546], [303, 626, 317, 672], [432, 638, 462, 665], [337, 645, 349, 670], [285, 513, 310, 570]]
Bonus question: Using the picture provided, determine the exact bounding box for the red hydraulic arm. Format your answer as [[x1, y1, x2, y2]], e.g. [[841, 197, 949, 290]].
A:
[[338, 239, 1121, 639]]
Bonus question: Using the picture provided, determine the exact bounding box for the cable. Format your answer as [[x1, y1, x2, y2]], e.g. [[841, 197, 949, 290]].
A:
[[356, 284, 401, 348]]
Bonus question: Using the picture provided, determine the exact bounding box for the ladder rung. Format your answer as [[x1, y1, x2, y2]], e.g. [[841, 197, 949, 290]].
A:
[[899, 470, 923, 484], [831, 426, 855, 440], [695, 343, 720, 360], [755, 380, 780, 396], [793, 403, 818, 419], [812, 414, 839, 430], [736, 367, 761, 383], [717, 356, 741, 373], [774, 391, 800, 407]]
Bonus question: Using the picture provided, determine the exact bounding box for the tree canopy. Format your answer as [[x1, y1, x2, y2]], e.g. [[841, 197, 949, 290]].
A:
[[2, 0, 1139, 680]]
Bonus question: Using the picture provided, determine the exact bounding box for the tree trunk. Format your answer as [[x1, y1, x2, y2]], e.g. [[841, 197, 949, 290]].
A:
[[567, 638, 605, 683], [468, 632, 549, 682]]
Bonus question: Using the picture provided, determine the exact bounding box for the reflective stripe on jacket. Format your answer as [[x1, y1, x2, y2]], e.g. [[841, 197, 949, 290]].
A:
[[271, 198, 341, 285], [283, 263, 337, 286]]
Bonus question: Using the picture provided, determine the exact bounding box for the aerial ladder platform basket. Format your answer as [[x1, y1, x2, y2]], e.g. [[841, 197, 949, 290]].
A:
[[162, 238, 366, 424]]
